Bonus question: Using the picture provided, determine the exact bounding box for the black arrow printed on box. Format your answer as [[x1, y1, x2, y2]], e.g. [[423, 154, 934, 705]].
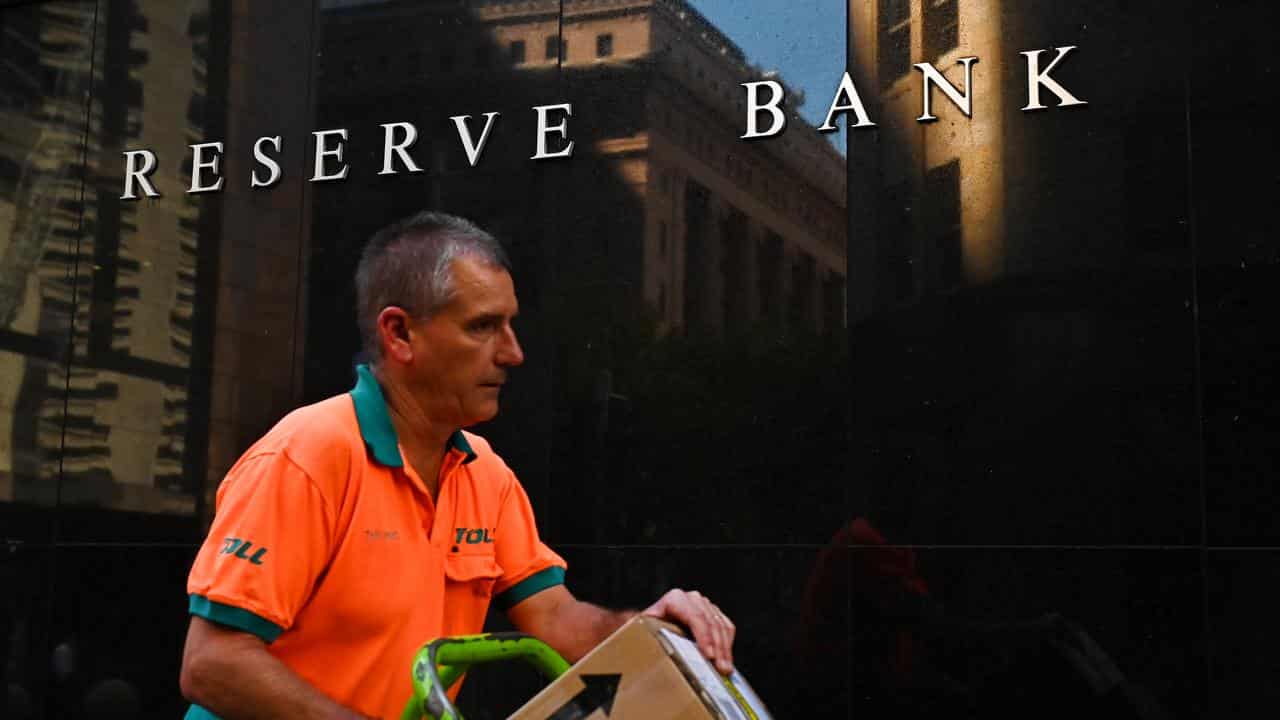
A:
[[546, 674, 621, 720]]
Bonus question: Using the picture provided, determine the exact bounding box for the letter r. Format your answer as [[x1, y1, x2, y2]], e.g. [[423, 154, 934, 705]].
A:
[[121, 150, 160, 200]]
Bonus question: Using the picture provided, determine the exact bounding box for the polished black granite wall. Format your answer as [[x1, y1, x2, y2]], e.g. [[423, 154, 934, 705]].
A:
[[1, 0, 1277, 718]]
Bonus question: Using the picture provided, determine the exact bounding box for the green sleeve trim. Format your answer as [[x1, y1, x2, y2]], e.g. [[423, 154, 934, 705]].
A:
[[184, 704, 221, 720], [188, 594, 284, 643], [495, 566, 566, 611]]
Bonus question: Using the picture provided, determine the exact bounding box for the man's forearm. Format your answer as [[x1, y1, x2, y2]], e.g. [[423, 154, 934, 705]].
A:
[[185, 649, 363, 720], [546, 599, 638, 662], [182, 619, 368, 720]]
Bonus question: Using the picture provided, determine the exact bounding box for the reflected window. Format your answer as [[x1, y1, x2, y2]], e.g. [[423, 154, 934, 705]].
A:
[[924, 0, 959, 62], [596, 33, 613, 58], [0, 13, 41, 112], [545, 35, 564, 61], [925, 160, 962, 290], [721, 209, 747, 333], [758, 232, 782, 319], [790, 253, 816, 331], [0, 155, 19, 197], [878, 0, 911, 89], [823, 274, 846, 334], [879, 182, 915, 304], [509, 40, 526, 64], [683, 182, 711, 329]]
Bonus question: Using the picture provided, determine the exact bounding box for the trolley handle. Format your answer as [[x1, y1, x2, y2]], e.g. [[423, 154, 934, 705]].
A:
[[400, 632, 571, 720]]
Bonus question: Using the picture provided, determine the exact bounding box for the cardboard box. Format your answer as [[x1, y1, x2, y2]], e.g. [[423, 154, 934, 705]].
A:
[[509, 616, 773, 720]]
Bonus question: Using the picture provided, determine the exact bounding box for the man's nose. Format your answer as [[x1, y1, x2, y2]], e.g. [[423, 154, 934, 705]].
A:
[[497, 324, 524, 367]]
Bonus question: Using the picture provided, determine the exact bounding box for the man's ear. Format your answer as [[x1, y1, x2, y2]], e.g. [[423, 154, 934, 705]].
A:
[[376, 306, 414, 363]]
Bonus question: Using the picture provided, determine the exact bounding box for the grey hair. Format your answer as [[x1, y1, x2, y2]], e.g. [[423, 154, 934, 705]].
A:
[[354, 211, 510, 361]]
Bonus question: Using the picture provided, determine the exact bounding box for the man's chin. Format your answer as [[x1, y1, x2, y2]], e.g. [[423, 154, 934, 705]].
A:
[[466, 402, 500, 426]]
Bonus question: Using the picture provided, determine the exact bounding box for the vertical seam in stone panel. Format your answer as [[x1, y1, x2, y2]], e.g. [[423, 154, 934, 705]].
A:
[[844, 1, 854, 717], [190, 0, 235, 533], [544, 0, 565, 542], [54, 0, 102, 544], [44, 3, 102, 705], [1183, 39, 1212, 714], [289, 0, 321, 409]]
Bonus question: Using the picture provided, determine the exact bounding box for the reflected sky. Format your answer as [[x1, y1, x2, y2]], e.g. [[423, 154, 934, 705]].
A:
[[315, 0, 849, 153], [688, 0, 847, 154]]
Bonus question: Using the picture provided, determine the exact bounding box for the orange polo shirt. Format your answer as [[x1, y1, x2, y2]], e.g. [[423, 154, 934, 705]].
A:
[[185, 365, 565, 719]]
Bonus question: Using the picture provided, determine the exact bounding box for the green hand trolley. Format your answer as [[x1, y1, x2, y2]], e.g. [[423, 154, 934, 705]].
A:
[[399, 633, 571, 720]]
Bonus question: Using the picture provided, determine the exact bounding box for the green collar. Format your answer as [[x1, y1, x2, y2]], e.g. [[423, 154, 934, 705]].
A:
[[349, 364, 477, 467]]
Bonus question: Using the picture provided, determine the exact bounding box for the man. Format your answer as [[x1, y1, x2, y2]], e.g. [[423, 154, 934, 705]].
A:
[[180, 212, 735, 719]]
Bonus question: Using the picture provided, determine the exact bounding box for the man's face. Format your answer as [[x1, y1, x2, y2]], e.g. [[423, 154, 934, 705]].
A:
[[407, 256, 524, 427]]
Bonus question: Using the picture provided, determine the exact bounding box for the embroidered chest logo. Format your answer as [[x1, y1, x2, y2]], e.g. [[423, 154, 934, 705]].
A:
[[220, 537, 267, 565], [454, 527, 496, 545]]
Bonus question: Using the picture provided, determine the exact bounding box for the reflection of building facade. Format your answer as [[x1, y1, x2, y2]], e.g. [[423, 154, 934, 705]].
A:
[[848, 0, 1185, 319], [3, 0, 847, 516], [848, 0, 983, 316], [320, 0, 847, 337], [845, 0, 1199, 558], [0, 3, 90, 504], [0, 1, 212, 514]]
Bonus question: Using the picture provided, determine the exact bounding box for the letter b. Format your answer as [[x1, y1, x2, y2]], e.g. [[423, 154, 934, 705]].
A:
[[741, 81, 787, 139]]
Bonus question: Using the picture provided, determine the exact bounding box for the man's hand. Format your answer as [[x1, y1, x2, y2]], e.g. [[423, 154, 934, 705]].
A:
[[642, 589, 736, 674], [507, 585, 736, 675]]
